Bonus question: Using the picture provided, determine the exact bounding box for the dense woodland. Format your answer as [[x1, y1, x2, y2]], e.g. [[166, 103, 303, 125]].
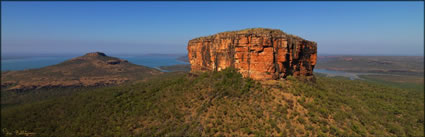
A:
[[1, 68, 423, 136]]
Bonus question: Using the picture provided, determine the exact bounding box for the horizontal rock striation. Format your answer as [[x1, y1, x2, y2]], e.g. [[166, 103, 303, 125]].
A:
[[187, 28, 317, 80]]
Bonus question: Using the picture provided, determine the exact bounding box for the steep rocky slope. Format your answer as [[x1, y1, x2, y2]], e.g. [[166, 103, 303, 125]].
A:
[[188, 28, 317, 80], [1, 52, 162, 91]]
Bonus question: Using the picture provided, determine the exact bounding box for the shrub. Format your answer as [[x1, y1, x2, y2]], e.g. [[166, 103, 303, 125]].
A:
[[297, 117, 306, 124]]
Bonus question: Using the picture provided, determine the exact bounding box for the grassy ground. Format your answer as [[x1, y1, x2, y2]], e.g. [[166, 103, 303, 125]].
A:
[[1, 68, 424, 136], [359, 75, 424, 92]]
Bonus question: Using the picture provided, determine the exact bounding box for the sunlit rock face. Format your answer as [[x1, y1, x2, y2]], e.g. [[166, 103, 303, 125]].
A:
[[187, 28, 317, 80]]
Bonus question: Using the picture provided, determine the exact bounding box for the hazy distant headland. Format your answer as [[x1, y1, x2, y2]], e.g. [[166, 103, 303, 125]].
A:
[[2, 53, 188, 60], [1, 53, 189, 71]]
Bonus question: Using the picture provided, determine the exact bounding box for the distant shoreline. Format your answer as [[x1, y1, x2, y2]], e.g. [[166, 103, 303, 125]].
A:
[[1, 54, 189, 72]]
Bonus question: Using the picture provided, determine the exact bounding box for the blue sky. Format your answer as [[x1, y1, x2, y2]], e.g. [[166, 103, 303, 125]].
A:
[[1, 2, 424, 55]]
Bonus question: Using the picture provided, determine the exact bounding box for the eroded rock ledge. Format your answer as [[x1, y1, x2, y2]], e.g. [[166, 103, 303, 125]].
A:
[[187, 28, 317, 80]]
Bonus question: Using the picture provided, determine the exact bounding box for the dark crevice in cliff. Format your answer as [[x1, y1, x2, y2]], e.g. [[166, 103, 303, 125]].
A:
[[272, 37, 279, 77], [247, 36, 251, 77], [230, 39, 236, 68], [285, 38, 292, 78], [202, 43, 211, 71], [214, 52, 218, 71], [283, 54, 292, 78]]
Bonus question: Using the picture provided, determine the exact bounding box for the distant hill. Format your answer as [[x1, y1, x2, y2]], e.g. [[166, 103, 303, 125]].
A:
[[1, 52, 162, 91], [316, 56, 424, 76], [177, 55, 189, 63]]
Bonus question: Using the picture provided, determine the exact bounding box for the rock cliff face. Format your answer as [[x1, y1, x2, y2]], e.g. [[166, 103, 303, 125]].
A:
[[187, 28, 317, 80]]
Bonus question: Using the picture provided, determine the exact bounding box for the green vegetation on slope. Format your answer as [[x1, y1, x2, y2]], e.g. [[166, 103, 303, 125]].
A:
[[281, 76, 424, 136], [1, 87, 100, 108], [1, 68, 424, 136], [359, 74, 424, 92], [158, 64, 191, 72]]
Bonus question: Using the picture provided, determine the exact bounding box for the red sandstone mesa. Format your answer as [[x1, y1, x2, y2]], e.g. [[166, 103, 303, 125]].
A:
[[187, 28, 317, 80]]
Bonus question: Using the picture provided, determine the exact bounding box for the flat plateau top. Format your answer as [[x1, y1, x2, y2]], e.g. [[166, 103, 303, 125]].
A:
[[190, 28, 310, 42]]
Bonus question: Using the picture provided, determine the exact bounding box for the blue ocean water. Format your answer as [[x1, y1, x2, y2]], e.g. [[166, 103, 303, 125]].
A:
[[1, 55, 188, 71], [1, 55, 358, 80]]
